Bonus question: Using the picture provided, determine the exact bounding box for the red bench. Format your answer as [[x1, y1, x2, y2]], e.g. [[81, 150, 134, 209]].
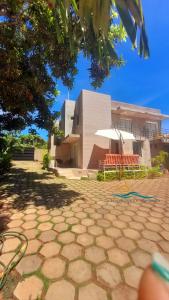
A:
[[99, 154, 141, 180], [99, 154, 140, 169]]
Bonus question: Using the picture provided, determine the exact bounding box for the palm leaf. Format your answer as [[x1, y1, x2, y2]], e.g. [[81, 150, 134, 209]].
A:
[[115, 0, 137, 46]]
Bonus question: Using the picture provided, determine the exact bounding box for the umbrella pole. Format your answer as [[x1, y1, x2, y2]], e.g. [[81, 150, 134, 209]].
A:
[[109, 139, 111, 153]]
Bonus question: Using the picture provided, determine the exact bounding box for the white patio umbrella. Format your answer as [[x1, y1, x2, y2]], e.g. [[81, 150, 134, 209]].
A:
[[95, 129, 135, 153], [95, 129, 135, 141]]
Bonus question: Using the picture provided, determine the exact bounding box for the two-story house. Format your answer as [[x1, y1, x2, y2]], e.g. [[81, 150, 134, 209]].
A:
[[49, 90, 169, 169]]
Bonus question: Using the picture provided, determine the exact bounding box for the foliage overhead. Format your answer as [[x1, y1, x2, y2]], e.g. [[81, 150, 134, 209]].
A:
[[0, 0, 149, 132], [18, 133, 47, 149]]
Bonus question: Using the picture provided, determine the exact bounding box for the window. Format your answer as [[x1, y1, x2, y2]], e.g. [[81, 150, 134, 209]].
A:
[[144, 122, 158, 138], [133, 141, 142, 156], [117, 118, 132, 132]]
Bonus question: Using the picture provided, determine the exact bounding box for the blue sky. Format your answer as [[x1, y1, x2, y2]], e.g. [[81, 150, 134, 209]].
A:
[[25, 0, 169, 140]]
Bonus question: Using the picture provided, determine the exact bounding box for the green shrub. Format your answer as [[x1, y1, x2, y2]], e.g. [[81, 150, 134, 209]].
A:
[[96, 167, 162, 181], [0, 153, 12, 175], [147, 167, 162, 178], [152, 151, 169, 170], [42, 153, 51, 169]]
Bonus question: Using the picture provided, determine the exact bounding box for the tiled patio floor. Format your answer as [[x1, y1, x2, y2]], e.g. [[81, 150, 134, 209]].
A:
[[0, 161, 169, 299]]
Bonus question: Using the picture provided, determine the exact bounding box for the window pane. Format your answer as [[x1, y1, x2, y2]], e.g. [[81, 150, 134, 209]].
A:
[[117, 119, 132, 132], [133, 141, 142, 156]]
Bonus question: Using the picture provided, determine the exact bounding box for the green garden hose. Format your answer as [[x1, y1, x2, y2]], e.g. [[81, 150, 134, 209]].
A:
[[0, 231, 28, 289], [112, 191, 159, 202]]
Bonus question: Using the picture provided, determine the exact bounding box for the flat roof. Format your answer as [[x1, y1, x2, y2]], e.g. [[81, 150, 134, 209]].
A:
[[112, 100, 169, 120]]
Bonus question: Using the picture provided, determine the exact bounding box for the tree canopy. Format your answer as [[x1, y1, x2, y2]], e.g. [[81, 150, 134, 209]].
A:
[[0, 0, 149, 132]]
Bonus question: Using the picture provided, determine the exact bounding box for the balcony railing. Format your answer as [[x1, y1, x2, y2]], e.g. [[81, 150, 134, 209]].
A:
[[113, 125, 169, 141]]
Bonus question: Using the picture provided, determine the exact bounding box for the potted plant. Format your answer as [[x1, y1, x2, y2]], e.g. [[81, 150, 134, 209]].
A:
[[52, 127, 64, 146]]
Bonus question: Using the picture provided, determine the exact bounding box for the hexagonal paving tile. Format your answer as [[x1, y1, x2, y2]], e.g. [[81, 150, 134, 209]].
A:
[[113, 220, 126, 229], [104, 213, 117, 222], [23, 214, 37, 221], [38, 215, 51, 222], [39, 230, 56, 242], [76, 212, 88, 219], [68, 259, 92, 283], [42, 257, 65, 279], [96, 262, 121, 288], [62, 211, 74, 218], [16, 255, 42, 275], [13, 275, 43, 300], [2, 238, 20, 253], [81, 218, 95, 227], [145, 222, 162, 232], [96, 219, 111, 228], [142, 230, 161, 242], [123, 229, 141, 240], [0, 252, 16, 266], [11, 212, 24, 220], [131, 249, 151, 269], [71, 224, 86, 234], [79, 283, 108, 300], [111, 284, 137, 300], [158, 240, 169, 253], [161, 223, 169, 231], [160, 231, 169, 241], [58, 232, 75, 244], [40, 242, 61, 257], [85, 246, 106, 264], [137, 239, 159, 253], [25, 208, 37, 215], [124, 266, 142, 288], [22, 221, 38, 230], [24, 229, 38, 240], [26, 239, 41, 255], [50, 209, 62, 216], [108, 248, 130, 267], [118, 215, 132, 222], [105, 227, 122, 238], [90, 213, 102, 220], [88, 225, 103, 236], [96, 235, 114, 249], [38, 222, 53, 231], [116, 237, 136, 252], [129, 221, 144, 230], [52, 216, 65, 224], [61, 243, 82, 260], [37, 209, 48, 216], [66, 217, 79, 225], [54, 223, 69, 232], [8, 220, 23, 228], [45, 280, 75, 300], [77, 233, 94, 247]]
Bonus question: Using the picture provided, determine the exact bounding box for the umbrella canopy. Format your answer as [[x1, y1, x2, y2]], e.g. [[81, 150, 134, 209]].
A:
[[95, 129, 135, 141]]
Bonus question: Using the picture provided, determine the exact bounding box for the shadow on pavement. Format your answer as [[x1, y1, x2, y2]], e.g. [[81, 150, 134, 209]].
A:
[[0, 165, 82, 212]]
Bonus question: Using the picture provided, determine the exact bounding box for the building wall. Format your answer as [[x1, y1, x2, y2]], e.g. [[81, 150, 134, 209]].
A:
[[141, 139, 152, 166], [34, 149, 47, 162], [60, 100, 75, 137], [81, 90, 112, 169]]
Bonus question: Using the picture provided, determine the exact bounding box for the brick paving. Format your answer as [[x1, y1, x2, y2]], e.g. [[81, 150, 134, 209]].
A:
[[0, 161, 169, 299]]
